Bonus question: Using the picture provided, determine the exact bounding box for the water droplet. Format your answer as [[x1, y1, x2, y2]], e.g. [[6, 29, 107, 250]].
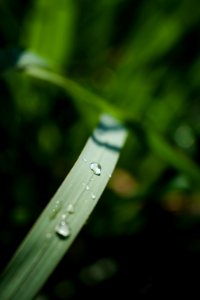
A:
[[49, 201, 62, 219], [46, 232, 52, 239], [50, 208, 57, 217], [61, 214, 67, 220], [67, 204, 75, 214], [86, 185, 90, 191], [83, 157, 87, 162], [91, 193, 96, 200], [55, 220, 70, 239], [90, 162, 102, 176], [108, 174, 112, 178]]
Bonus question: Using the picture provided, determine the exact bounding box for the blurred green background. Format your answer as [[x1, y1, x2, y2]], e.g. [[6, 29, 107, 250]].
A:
[[1, 0, 200, 298]]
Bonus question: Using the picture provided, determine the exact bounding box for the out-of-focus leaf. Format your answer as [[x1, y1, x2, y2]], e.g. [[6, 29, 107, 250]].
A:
[[147, 129, 200, 186], [21, 0, 76, 69]]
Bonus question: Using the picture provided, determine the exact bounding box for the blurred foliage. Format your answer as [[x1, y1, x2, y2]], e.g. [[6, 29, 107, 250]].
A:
[[1, 0, 200, 298]]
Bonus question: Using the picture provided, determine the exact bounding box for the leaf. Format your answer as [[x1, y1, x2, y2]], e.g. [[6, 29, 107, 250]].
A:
[[21, 0, 76, 69], [147, 129, 200, 186], [0, 114, 127, 300], [22, 64, 132, 121]]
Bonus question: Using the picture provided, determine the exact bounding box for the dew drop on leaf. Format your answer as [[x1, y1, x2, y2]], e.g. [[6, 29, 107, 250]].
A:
[[55, 220, 71, 239], [46, 232, 52, 239], [49, 200, 62, 220], [67, 204, 75, 214], [91, 193, 96, 200], [90, 162, 102, 176]]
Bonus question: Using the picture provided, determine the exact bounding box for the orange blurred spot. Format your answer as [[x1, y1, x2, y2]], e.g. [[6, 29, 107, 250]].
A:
[[162, 191, 188, 213], [108, 168, 139, 198], [188, 194, 200, 215]]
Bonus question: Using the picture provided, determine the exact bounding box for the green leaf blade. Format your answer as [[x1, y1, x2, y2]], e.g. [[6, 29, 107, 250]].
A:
[[0, 115, 127, 300]]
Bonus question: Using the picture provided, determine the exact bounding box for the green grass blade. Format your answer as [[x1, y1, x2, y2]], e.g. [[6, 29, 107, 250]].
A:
[[0, 114, 127, 300], [21, 0, 76, 69], [22, 64, 132, 121], [147, 129, 200, 185]]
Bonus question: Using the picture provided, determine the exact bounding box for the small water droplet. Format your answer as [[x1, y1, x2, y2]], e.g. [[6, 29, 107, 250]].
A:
[[46, 232, 52, 239], [86, 185, 90, 191], [55, 220, 70, 239], [67, 204, 75, 214], [91, 193, 96, 200], [108, 173, 112, 178], [90, 162, 102, 176], [83, 157, 87, 162], [61, 214, 67, 220], [51, 207, 57, 216], [49, 201, 62, 220]]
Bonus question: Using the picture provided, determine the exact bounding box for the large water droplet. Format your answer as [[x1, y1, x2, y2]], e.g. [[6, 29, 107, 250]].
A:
[[90, 162, 102, 176], [67, 204, 75, 214], [55, 220, 70, 239]]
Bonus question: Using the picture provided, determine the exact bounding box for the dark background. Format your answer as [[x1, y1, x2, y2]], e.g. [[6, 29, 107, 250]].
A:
[[1, 0, 200, 299]]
